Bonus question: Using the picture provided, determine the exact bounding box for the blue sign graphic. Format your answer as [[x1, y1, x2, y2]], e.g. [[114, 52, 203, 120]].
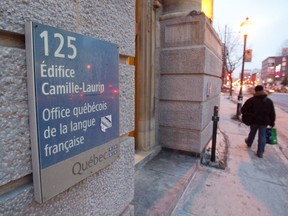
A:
[[32, 23, 119, 169]]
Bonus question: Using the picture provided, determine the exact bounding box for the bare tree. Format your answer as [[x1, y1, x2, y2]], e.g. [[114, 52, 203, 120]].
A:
[[218, 25, 242, 96]]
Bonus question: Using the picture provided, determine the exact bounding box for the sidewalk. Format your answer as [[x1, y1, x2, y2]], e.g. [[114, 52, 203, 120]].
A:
[[132, 94, 288, 216], [172, 95, 288, 216]]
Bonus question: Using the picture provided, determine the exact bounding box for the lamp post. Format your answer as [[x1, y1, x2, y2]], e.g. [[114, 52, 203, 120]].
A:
[[236, 17, 252, 120]]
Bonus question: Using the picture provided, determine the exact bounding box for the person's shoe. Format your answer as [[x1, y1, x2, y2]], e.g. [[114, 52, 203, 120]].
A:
[[256, 152, 263, 158], [245, 138, 251, 148]]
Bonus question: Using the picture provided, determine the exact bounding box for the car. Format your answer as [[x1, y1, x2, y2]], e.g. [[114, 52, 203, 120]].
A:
[[273, 85, 287, 93], [247, 86, 274, 95], [221, 85, 234, 92], [281, 86, 288, 93], [247, 86, 255, 94], [264, 88, 275, 94]]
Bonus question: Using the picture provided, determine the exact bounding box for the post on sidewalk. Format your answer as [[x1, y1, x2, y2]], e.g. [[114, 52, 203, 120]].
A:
[[236, 95, 243, 120], [211, 106, 219, 162]]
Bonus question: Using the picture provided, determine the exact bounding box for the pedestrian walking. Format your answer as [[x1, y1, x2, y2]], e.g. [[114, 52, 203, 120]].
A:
[[241, 85, 276, 158]]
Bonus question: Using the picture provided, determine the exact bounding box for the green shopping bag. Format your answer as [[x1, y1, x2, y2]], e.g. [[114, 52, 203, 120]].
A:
[[266, 127, 277, 145]]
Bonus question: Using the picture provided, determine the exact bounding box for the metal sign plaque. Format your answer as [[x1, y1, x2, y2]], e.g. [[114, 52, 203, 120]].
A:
[[25, 22, 119, 202]]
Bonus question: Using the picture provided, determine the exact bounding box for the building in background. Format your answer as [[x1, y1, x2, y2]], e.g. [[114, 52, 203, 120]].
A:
[[242, 70, 252, 86], [274, 55, 288, 85], [261, 49, 288, 87], [282, 48, 288, 56], [251, 69, 261, 86], [261, 57, 276, 85]]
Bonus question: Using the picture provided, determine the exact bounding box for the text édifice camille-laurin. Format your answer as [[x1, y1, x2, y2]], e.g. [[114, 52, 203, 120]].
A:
[[40, 62, 105, 95]]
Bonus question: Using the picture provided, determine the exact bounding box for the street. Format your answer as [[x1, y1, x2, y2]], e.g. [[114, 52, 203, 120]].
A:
[[269, 93, 288, 113], [269, 93, 288, 160]]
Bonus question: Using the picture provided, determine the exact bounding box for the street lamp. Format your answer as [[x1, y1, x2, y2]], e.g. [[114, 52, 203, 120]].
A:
[[236, 17, 252, 119]]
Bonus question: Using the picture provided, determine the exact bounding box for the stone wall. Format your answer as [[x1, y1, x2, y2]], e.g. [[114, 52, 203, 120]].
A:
[[159, 13, 222, 154], [0, 1, 135, 215]]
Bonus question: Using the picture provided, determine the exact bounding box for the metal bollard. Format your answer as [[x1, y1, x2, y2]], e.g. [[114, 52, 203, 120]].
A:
[[211, 106, 219, 162]]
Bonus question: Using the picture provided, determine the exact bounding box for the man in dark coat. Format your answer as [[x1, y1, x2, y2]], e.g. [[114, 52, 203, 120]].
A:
[[241, 85, 276, 158]]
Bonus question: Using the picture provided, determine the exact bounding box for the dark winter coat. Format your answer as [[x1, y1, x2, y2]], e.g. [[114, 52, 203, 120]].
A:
[[241, 91, 276, 126]]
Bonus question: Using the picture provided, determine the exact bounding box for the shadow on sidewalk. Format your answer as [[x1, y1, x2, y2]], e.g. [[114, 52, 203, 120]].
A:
[[132, 149, 198, 216]]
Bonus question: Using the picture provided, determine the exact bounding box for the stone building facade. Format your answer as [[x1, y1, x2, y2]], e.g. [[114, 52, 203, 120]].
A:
[[0, 1, 135, 215], [0, 0, 221, 215]]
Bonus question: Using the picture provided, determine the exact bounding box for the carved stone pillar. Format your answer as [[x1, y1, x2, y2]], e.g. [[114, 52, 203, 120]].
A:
[[161, 0, 201, 20], [159, 11, 222, 154]]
